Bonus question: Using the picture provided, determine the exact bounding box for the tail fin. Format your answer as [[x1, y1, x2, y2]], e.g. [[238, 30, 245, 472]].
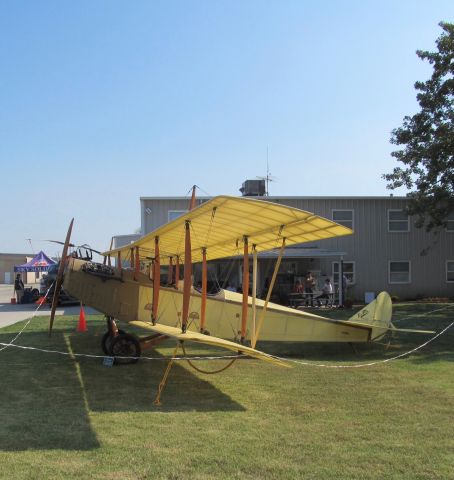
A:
[[348, 292, 393, 341]]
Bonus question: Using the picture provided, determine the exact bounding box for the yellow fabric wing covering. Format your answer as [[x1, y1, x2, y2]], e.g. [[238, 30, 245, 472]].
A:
[[129, 321, 291, 368], [104, 195, 353, 265]]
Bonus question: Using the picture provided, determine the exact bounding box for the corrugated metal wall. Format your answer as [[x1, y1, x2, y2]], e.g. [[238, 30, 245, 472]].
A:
[[140, 196, 454, 300]]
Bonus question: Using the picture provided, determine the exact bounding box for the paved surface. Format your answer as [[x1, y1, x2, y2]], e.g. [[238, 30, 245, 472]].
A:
[[0, 284, 98, 329]]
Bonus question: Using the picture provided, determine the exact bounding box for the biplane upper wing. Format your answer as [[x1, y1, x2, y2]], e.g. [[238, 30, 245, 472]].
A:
[[104, 195, 353, 264], [129, 321, 291, 367]]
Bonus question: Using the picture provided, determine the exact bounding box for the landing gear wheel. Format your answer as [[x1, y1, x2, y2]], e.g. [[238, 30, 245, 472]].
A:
[[101, 329, 125, 355], [110, 333, 141, 365]]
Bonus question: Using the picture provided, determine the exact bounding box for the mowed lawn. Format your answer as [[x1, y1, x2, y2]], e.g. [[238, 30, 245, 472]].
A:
[[0, 303, 453, 480]]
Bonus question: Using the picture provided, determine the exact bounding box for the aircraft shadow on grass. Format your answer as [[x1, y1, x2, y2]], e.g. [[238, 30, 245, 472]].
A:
[[1, 309, 452, 451], [0, 328, 244, 452]]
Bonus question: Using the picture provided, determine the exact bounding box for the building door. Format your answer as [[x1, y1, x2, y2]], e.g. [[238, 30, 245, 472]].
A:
[[4, 272, 11, 284]]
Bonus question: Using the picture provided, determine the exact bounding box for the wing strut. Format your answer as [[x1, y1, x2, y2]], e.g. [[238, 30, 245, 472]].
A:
[[175, 256, 180, 289], [252, 238, 286, 348], [168, 256, 173, 285], [251, 244, 258, 346], [134, 246, 140, 281], [200, 247, 207, 333], [241, 236, 249, 343], [189, 185, 197, 210], [104, 237, 114, 266], [182, 220, 192, 333], [152, 237, 160, 323], [153, 341, 181, 406], [130, 248, 135, 275]]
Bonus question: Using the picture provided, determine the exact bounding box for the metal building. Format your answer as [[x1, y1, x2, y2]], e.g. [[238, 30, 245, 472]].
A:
[[137, 195, 454, 302]]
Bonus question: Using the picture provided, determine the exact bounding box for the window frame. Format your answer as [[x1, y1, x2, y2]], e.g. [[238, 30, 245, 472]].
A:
[[446, 213, 454, 232], [446, 260, 454, 283], [168, 210, 189, 222], [388, 260, 411, 284], [387, 209, 410, 233], [332, 209, 354, 230], [332, 261, 356, 287]]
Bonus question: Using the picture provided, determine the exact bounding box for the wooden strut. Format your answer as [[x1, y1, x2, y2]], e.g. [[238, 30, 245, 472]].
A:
[[251, 245, 258, 347], [168, 256, 173, 285], [252, 238, 286, 349], [104, 237, 114, 266], [117, 251, 122, 270], [189, 185, 197, 210], [152, 236, 160, 324], [175, 256, 180, 289], [134, 246, 140, 281], [241, 236, 249, 343], [153, 341, 181, 406], [182, 220, 192, 333], [200, 248, 207, 333], [130, 248, 135, 275]]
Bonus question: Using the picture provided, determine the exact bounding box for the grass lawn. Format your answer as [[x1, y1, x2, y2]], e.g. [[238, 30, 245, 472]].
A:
[[0, 303, 453, 479]]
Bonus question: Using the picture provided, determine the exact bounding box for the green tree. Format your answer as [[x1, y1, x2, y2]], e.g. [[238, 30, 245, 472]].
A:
[[383, 22, 454, 231]]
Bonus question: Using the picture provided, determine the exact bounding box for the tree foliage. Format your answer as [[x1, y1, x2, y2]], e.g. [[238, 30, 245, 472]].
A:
[[383, 22, 454, 231]]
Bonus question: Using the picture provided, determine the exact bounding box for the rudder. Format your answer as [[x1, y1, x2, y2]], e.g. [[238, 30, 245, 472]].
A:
[[348, 292, 393, 341]]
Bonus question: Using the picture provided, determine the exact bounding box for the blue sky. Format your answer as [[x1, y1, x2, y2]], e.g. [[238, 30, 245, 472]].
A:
[[1, 0, 453, 255]]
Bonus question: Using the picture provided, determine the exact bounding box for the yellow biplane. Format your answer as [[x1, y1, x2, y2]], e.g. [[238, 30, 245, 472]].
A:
[[47, 191, 431, 403]]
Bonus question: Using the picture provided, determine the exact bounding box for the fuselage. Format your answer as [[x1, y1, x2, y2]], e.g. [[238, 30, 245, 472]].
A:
[[64, 258, 372, 344]]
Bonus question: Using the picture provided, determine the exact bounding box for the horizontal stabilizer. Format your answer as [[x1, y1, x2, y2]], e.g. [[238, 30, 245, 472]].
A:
[[343, 321, 435, 335], [346, 292, 434, 339], [129, 321, 291, 368]]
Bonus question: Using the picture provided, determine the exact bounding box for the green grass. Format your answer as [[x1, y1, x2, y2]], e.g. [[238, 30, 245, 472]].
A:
[[0, 303, 453, 479]]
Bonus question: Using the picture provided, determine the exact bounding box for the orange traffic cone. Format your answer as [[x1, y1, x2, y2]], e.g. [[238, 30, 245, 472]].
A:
[[77, 303, 87, 332]]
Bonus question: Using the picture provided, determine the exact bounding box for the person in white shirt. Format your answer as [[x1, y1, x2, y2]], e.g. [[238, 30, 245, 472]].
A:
[[316, 278, 333, 307]]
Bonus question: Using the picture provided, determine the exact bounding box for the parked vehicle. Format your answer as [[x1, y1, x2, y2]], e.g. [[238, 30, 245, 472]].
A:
[[40, 263, 79, 305]]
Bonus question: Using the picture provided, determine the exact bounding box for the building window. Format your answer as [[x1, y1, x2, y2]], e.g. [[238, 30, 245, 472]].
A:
[[446, 213, 454, 232], [447, 261, 454, 282], [389, 261, 411, 284], [332, 261, 355, 286], [332, 210, 354, 229], [168, 210, 188, 222], [388, 209, 410, 232]]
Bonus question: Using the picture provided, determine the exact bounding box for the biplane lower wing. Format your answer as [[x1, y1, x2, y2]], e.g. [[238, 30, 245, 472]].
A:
[[129, 321, 290, 368]]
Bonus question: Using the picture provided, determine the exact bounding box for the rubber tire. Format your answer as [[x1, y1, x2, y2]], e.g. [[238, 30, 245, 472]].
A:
[[101, 329, 126, 355], [110, 333, 141, 365]]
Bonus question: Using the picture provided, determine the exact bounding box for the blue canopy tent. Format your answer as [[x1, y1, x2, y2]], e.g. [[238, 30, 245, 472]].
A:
[[14, 250, 57, 273]]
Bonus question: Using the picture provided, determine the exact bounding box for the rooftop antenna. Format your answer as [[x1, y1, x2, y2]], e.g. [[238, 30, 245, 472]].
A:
[[256, 146, 277, 196], [26, 238, 35, 254]]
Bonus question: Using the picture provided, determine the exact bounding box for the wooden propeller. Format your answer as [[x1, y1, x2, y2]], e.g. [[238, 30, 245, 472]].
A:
[[48, 218, 74, 337]]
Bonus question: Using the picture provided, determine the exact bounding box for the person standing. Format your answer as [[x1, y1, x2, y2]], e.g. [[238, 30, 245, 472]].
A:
[[341, 273, 348, 307], [14, 274, 24, 304], [304, 271, 315, 307]]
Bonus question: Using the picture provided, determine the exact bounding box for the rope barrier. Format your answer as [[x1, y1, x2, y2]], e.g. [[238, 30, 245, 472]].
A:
[[0, 341, 243, 362], [281, 319, 454, 369], [181, 343, 237, 374], [0, 282, 54, 353], [0, 302, 452, 368]]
